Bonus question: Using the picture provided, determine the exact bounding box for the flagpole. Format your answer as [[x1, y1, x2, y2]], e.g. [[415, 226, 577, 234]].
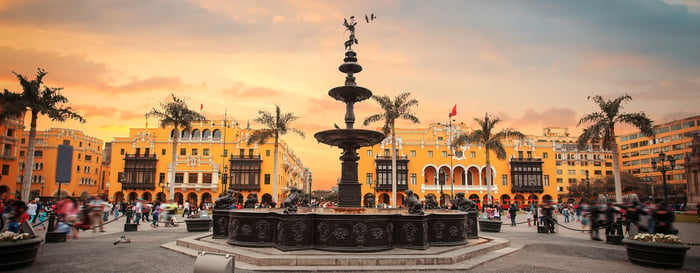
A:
[[449, 110, 454, 204]]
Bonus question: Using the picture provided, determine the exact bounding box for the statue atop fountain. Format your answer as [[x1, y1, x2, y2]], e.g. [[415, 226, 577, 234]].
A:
[[314, 16, 386, 207]]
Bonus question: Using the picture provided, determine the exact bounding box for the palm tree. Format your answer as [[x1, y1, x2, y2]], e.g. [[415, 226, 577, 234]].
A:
[[452, 113, 524, 206], [0, 68, 85, 202], [577, 94, 653, 203], [146, 94, 206, 202], [247, 105, 304, 205], [363, 92, 419, 207]]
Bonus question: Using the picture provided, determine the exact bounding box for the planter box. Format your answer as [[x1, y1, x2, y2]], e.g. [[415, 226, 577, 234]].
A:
[[622, 239, 690, 269], [124, 223, 138, 232], [478, 220, 502, 232], [606, 234, 624, 245], [186, 218, 212, 232], [0, 237, 43, 270]]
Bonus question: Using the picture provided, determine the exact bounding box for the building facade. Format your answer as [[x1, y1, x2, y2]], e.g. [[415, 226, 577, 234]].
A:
[[536, 127, 615, 202], [0, 114, 24, 200], [358, 123, 561, 208], [617, 115, 700, 203], [18, 128, 105, 199], [107, 120, 306, 206]]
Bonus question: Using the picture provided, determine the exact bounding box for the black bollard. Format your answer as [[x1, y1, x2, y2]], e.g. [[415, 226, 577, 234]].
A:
[[124, 207, 137, 232], [45, 212, 67, 243]]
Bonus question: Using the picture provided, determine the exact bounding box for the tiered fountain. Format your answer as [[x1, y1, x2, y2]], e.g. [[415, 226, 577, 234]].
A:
[[213, 17, 477, 252]]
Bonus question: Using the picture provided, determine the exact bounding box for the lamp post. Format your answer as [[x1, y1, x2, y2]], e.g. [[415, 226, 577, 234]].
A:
[[651, 151, 676, 204], [585, 170, 590, 202], [438, 169, 445, 208], [223, 165, 229, 193], [641, 175, 654, 201]]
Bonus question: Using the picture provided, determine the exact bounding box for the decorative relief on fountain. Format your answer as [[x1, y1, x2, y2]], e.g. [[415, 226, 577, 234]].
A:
[[317, 222, 330, 242], [292, 221, 307, 243], [402, 223, 418, 243], [333, 228, 349, 240], [449, 226, 459, 237], [433, 221, 445, 239], [256, 220, 270, 241], [231, 219, 240, 237], [276, 222, 284, 244], [216, 216, 228, 236], [386, 223, 394, 243], [370, 227, 384, 240], [423, 222, 429, 243], [352, 222, 368, 244], [241, 224, 253, 236]]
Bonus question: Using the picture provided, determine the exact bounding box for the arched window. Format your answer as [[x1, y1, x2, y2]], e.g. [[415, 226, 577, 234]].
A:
[[192, 129, 201, 138], [202, 129, 211, 138], [212, 129, 222, 139], [181, 129, 190, 139], [170, 129, 178, 139]]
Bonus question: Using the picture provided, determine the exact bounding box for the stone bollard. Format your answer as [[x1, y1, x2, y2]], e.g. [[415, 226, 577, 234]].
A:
[[193, 252, 234, 273]]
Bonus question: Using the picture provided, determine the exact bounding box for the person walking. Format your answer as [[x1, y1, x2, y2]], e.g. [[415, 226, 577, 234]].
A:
[[103, 201, 113, 222], [525, 208, 533, 227], [27, 199, 38, 224], [89, 195, 106, 232], [134, 199, 143, 225], [562, 206, 570, 223], [182, 201, 190, 218], [508, 203, 519, 226], [151, 201, 160, 228], [113, 202, 121, 220]]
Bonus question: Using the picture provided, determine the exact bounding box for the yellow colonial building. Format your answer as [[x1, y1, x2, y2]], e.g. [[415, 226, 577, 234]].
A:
[[358, 123, 560, 208], [107, 120, 307, 206], [18, 128, 106, 199], [0, 114, 24, 200]]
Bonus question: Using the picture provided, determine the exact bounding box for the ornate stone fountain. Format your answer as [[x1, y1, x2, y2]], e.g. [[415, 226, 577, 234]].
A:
[[213, 16, 477, 252]]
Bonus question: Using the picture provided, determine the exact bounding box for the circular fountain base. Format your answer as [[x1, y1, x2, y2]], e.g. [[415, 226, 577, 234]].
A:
[[224, 208, 475, 252]]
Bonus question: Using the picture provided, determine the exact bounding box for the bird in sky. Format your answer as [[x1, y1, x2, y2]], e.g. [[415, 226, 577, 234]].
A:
[[365, 13, 376, 23]]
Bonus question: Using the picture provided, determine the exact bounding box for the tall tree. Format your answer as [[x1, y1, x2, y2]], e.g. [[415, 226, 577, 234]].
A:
[[363, 92, 419, 207], [146, 94, 205, 201], [0, 68, 85, 202], [577, 94, 653, 203], [247, 105, 304, 204], [452, 113, 524, 205]]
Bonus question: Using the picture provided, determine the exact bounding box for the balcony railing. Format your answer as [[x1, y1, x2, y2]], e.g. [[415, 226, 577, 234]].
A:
[[374, 155, 409, 160], [124, 153, 157, 159], [230, 155, 261, 160], [376, 183, 408, 191], [229, 183, 261, 191], [509, 157, 542, 162]]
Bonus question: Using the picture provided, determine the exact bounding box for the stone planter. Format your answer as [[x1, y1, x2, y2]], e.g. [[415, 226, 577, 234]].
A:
[[606, 234, 624, 245], [186, 218, 212, 232], [0, 237, 43, 270], [478, 219, 502, 232], [622, 239, 690, 269]]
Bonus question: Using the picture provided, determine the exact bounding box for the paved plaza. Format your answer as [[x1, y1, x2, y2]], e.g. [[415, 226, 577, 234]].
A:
[[12, 214, 700, 272]]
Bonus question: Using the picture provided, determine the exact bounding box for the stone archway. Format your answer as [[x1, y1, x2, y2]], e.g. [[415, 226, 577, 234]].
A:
[[128, 192, 138, 201], [79, 191, 90, 200], [528, 194, 539, 205], [115, 192, 124, 202], [201, 192, 212, 204], [261, 193, 273, 206], [175, 192, 184, 205], [0, 185, 10, 200], [187, 192, 198, 206], [501, 194, 511, 206], [363, 193, 375, 207], [156, 192, 166, 202], [542, 194, 553, 202], [380, 193, 390, 205], [142, 191, 152, 201]]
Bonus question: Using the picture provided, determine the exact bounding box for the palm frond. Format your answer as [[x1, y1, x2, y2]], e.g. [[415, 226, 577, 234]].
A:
[[616, 112, 654, 137]]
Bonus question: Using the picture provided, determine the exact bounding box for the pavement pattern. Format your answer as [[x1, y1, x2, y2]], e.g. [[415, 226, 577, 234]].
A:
[[12, 213, 700, 273]]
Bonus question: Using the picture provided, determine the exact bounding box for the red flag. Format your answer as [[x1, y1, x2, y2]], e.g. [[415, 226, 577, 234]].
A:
[[449, 104, 457, 117], [200, 103, 203, 111]]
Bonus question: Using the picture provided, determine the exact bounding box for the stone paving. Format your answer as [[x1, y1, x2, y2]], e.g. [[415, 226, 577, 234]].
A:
[[11, 213, 700, 272]]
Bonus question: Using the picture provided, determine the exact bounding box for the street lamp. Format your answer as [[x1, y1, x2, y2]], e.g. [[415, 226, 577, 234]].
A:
[[651, 151, 676, 204], [585, 170, 590, 202], [641, 175, 654, 201], [438, 169, 445, 208], [223, 165, 229, 193]]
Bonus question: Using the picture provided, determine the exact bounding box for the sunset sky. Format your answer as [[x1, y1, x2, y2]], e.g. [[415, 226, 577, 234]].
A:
[[1, 0, 699, 190]]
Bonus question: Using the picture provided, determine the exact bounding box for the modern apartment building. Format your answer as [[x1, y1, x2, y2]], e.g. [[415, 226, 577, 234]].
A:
[[18, 128, 106, 199], [108, 120, 306, 206], [617, 115, 700, 203]]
